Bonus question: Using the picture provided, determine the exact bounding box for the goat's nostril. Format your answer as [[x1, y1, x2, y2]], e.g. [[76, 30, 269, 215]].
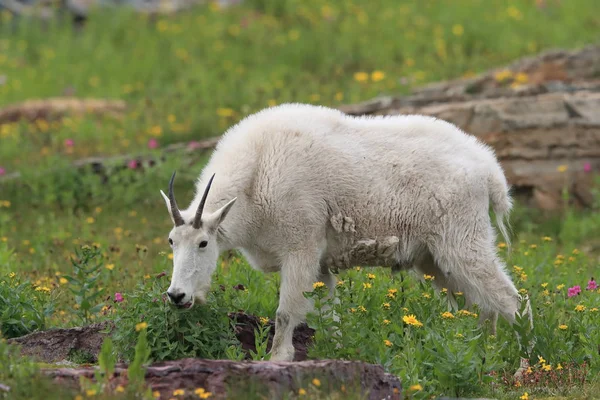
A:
[[167, 291, 186, 304]]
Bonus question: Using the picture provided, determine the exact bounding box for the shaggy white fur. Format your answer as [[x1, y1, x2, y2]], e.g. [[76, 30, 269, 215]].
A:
[[161, 103, 525, 361]]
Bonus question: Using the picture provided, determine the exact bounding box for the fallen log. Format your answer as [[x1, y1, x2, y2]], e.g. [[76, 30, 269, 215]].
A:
[[0, 97, 127, 125], [0, 136, 221, 184], [42, 358, 402, 400]]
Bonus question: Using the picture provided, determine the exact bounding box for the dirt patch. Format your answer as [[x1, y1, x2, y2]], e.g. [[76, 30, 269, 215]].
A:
[[7, 321, 114, 364], [229, 311, 315, 361], [42, 358, 402, 400]]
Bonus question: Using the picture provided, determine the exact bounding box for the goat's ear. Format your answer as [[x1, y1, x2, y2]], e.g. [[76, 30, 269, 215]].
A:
[[160, 190, 176, 225], [204, 197, 237, 233]]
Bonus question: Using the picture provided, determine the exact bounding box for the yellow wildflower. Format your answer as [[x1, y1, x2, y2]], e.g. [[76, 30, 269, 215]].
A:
[[422, 293, 431, 299], [106, 264, 115, 271], [497, 242, 507, 248], [195, 388, 212, 399], [115, 386, 125, 393], [403, 314, 423, 327], [384, 339, 392, 347], [298, 388, 306, 395], [543, 236, 552, 242], [514, 72, 529, 84], [513, 265, 523, 273], [507, 6, 523, 20], [363, 282, 372, 290], [86, 217, 95, 224], [541, 282, 548, 288], [520, 392, 529, 400], [9, 272, 15, 278], [135, 322, 148, 331], [216, 108, 235, 118], [312, 378, 321, 387], [382, 302, 391, 310], [574, 304, 586, 312], [387, 288, 398, 299], [383, 319, 391, 325], [538, 355, 546, 364], [173, 389, 185, 396], [353, 72, 369, 82], [408, 384, 423, 391], [371, 71, 385, 82], [86, 389, 97, 397], [423, 274, 435, 281], [313, 281, 325, 289], [367, 273, 376, 279], [336, 280, 345, 287], [452, 24, 464, 36], [557, 363, 563, 370], [542, 364, 552, 371], [59, 277, 68, 285], [441, 311, 454, 319], [494, 69, 513, 82], [556, 284, 565, 290], [358, 305, 367, 313], [259, 317, 269, 325]]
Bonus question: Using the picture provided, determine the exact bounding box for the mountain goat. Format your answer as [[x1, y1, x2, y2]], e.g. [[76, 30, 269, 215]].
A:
[[161, 103, 525, 361]]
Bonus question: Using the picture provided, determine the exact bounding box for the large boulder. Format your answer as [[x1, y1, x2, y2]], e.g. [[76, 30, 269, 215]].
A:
[[340, 44, 600, 210]]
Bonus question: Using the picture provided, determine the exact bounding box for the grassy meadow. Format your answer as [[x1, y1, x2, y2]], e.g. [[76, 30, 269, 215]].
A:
[[1, 0, 600, 399]]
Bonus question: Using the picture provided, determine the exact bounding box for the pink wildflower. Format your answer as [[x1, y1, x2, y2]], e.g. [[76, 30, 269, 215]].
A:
[[568, 285, 581, 298], [187, 141, 201, 150], [127, 160, 138, 169], [583, 162, 592, 173], [64, 139, 74, 147], [114, 292, 124, 302], [587, 279, 597, 291], [0, 167, 5, 176], [148, 138, 158, 149]]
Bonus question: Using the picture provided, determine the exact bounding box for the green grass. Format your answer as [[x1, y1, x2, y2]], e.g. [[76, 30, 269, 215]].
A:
[[1, 0, 600, 399]]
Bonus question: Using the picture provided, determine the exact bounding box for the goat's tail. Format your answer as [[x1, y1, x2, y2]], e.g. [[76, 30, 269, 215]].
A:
[[489, 164, 513, 252]]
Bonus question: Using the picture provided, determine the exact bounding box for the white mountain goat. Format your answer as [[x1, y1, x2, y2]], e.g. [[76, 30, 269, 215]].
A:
[[160, 103, 528, 361]]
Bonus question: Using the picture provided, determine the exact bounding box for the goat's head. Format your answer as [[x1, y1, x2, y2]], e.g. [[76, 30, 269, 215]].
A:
[[160, 172, 236, 308]]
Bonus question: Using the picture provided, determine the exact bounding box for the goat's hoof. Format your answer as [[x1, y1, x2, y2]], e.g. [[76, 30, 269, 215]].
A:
[[269, 347, 295, 362]]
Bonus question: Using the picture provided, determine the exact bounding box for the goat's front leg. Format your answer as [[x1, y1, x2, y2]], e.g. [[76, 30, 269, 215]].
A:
[[269, 251, 320, 362]]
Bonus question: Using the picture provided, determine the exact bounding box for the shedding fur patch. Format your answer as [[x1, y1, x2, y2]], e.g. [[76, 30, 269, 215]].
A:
[[330, 213, 356, 233], [324, 236, 400, 271]]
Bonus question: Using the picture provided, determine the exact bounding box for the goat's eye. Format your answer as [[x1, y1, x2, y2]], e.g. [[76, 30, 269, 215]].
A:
[[168, 238, 173, 246], [199, 241, 208, 249]]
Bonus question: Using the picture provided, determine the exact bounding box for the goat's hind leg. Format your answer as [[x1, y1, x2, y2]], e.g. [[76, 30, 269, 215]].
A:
[[431, 241, 520, 336]]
